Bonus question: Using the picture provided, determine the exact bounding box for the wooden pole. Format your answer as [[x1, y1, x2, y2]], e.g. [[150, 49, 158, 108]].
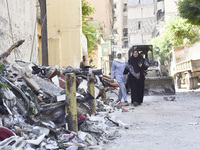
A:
[[87, 74, 96, 114], [39, 0, 48, 66], [65, 73, 78, 133]]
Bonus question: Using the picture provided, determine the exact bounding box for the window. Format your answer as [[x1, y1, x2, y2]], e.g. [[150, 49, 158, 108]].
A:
[[138, 21, 141, 30], [123, 4, 127, 12], [123, 16, 127, 25], [123, 28, 128, 37], [122, 41, 128, 48]]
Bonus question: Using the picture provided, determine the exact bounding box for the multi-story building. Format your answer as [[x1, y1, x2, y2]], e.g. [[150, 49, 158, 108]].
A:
[[112, 0, 129, 56], [127, 0, 156, 46], [153, 0, 165, 37], [112, 0, 164, 56]]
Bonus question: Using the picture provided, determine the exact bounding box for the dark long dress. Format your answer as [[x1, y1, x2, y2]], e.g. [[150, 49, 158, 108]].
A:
[[123, 55, 148, 104]]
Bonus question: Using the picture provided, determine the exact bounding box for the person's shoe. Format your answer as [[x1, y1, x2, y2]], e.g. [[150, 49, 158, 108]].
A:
[[124, 101, 129, 106], [133, 102, 138, 106]]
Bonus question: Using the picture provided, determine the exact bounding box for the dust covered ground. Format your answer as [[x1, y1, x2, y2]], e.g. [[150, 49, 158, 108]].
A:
[[105, 87, 200, 150]]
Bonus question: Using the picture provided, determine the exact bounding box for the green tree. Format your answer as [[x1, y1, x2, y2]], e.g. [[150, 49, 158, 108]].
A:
[[164, 19, 200, 46], [178, 0, 200, 25], [82, 0, 97, 52], [150, 18, 200, 63]]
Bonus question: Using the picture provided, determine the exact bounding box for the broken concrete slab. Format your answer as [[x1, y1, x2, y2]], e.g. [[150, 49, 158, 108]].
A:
[[0, 136, 25, 150], [31, 74, 64, 96], [26, 133, 46, 145]]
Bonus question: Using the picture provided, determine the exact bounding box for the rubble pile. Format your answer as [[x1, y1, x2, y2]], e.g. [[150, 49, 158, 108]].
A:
[[0, 60, 130, 150]]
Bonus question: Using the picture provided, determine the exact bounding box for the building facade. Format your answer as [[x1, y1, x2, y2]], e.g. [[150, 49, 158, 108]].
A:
[[112, 0, 129, 55], [127, 0, 156, 46], [112, 0, 164, 55], [46, 0, 82, 68], [112, 0, 165, 48], [87, 0, 113, 38]]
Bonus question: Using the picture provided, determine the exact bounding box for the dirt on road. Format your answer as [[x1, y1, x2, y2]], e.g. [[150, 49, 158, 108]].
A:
[[105, 88, 200, 150]]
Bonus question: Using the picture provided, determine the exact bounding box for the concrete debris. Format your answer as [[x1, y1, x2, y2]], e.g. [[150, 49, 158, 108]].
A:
[[163, 96, 176, 101], [0, 136, 25, 150], [0, 59, 130, 149], [26, 133, 46, 145]]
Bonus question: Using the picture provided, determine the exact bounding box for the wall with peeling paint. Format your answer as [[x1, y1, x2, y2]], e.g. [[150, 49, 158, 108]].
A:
[[0, 0, 38, 64]]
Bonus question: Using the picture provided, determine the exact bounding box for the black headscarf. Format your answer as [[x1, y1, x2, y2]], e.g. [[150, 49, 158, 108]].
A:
[[128, 50, 143, 73]]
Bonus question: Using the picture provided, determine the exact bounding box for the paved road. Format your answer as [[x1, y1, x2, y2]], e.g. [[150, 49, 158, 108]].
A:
[[105, 89, 200, 150]]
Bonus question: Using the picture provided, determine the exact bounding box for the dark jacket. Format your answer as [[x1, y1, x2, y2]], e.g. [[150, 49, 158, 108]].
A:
[[123, 55, 148, 80]]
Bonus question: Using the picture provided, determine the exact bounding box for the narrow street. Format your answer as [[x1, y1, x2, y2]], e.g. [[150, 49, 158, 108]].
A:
[[1, 0, 200, 149], [105, 88, 200, 150]]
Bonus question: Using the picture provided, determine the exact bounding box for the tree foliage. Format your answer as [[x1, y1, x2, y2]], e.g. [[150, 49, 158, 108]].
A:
[[82, 0, 95, 20], [150, 18, 200, 63], [178, 0, 200, 25], [82, 0, 97, 52]]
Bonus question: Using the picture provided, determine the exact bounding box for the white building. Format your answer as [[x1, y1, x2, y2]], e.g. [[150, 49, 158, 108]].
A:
[[109, 0, 165, 57], [127, 0, 156, 46], [112, 0, 129, 55]]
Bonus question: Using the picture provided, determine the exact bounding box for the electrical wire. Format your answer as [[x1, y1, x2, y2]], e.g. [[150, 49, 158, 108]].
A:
[[5, 0, 17, 59]]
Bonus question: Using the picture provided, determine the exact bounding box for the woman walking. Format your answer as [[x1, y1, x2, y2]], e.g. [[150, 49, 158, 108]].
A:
[[111, 51, 128, 104], [123, 49, 149, 106]]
